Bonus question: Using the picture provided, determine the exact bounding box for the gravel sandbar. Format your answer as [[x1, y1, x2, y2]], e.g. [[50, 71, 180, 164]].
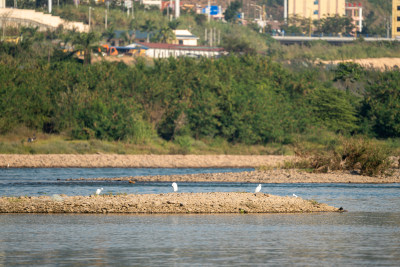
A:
[[0, 192, 341, 214]]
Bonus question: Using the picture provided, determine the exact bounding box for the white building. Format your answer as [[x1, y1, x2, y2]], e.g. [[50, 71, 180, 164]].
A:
[[172, 30, 199, 46], [141, 0, 162, 9], [139, 42, 224, 59]]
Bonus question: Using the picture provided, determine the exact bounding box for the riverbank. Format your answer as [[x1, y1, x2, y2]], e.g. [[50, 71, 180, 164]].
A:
[[2, 154, 400, 183], [0, 154, 292, 168], [0, 192, 341, 214]]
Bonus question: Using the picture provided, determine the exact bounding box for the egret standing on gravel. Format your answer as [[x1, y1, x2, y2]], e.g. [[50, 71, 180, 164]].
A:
[[96, 188, 103, 195], [172, 182, 178, 192], [255, 184, 262, 193], [293, 194, 298, 198]]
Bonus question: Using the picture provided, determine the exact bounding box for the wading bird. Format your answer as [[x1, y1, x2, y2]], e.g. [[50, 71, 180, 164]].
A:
[[255, 184, 262, 193], [172, 182, 178, 192], [96, 188, 104, 195], [293, 194, 298, 198]]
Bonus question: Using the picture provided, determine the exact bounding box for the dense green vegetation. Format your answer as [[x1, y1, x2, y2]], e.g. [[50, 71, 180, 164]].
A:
[[1, 36, 400, 148], [1, 3, 400, 169]]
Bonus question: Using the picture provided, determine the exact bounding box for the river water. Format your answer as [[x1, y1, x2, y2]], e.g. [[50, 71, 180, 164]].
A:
[[1, 168, 399, 266]]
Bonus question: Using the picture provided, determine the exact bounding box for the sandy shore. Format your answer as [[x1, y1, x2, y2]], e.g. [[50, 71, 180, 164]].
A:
[[0, 154, 292, 168], [0, 193, 341, 214], [2, 154, 400, 183]]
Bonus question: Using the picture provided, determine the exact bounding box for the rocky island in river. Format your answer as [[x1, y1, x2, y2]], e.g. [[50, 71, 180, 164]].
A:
[[0, 192, 342, 214]]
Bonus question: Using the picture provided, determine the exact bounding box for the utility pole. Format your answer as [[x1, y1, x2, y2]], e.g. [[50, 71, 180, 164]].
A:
[[386, 16, 392, 39], [213, 27, 216, 45], [209, 27, 213, 46], [105, 9, 107, 29], [169, 0, 172, 21], [105, 1, 109, 29], [89, 7, 92, 30], [207, 0, 210, 22], [284, 0, 287, 24], [175, 0, 180, 18]]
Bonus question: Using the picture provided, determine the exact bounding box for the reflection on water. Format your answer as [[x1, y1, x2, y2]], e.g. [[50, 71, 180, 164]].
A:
[[0, 168, 400, 265], [1, 213, 400, 266]]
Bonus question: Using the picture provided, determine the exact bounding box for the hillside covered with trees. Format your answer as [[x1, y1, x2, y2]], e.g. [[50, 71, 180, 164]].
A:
[[1, 36, 400, 147], [1, 2, 400, 160]]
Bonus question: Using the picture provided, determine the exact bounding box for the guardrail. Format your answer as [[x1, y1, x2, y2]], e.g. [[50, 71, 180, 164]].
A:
[[272, 36, 397, 44]]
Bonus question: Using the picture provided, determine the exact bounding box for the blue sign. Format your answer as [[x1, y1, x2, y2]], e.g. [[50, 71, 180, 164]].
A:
[[202, 5, 220, 16]]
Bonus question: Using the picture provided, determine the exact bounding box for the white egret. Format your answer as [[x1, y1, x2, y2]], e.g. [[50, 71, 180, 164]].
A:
[[293, 193, 298, 198], [96, 188, 103, 195], [172, 182, 178, 192], [255, 184, 262, 193]]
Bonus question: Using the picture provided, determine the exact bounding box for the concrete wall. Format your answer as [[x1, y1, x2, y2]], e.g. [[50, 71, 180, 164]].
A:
[[289, 0, 345, 20], [393, 0, 400, 38], [172, 39, 198, 46], [145, 48, 220, 58], [0, 8, 88, 32]]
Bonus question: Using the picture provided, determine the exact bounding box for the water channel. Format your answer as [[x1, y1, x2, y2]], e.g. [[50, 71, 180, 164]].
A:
[[1, 168, 399, 266]]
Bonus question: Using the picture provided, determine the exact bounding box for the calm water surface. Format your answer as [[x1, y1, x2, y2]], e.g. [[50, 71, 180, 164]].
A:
[[1, 168, 399, 266]]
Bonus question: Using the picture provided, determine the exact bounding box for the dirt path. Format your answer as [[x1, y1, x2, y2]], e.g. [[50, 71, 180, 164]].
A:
[[321, 57, 400, 70]]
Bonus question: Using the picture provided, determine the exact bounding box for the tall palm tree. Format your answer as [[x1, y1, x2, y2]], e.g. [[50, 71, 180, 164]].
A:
[[72, 31, 99, 65], [156, 26, 175, 44], [102, 26, 116, 43], [168, 20, 180, 30], [140, 19, 156, 43]]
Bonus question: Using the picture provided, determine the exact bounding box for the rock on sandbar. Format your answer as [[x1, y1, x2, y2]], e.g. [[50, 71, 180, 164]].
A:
[[0, 192, 341, 214]]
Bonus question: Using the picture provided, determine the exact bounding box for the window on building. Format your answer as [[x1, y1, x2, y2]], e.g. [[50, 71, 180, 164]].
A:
[[313, 10, 318, 15], [314, 0, 318, 4], [398, 6, 400, 11], [398, 16, 400, 21], [397, 27, 400, 32]]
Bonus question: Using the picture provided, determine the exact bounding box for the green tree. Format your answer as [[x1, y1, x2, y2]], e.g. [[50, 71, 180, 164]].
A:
[[72, 31, 99, 65], [315, 15, 354, 36], [168, 20, 181, 30], [140, 19, 157, 43], [361, 71, 400, 138], [224, 1, 242, 23], [222, 35, 256, 55], [155, 26, 175, 44], [307, 87, 358, 133]]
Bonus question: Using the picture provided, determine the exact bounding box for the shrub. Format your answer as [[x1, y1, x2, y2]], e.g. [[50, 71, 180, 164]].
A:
[[340, 137, 393, 176], [173, 135, 193, 154], [291, 137, 393, 177]]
